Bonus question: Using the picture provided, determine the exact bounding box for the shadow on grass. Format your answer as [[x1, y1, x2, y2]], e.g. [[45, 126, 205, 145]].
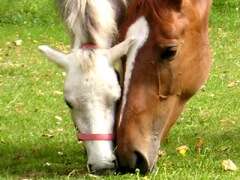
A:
[[161, 124, 240, 162], [208, 127, 240, 158], [0, 140, 88, 178]]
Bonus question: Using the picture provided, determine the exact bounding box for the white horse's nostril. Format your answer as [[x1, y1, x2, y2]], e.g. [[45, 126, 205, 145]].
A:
[[113, 159, 118, 167], [87, 163, 94, 173]]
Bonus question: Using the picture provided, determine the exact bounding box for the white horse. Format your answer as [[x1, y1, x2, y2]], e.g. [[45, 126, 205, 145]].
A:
[[39, 0, 130, 172]]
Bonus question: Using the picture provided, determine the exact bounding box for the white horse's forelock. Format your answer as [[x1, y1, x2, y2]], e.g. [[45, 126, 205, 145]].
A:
[[74, 50, 96, 72]]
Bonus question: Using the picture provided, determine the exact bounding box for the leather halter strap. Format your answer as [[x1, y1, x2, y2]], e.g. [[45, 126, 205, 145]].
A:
[[81, 43, 98, 49], [77, 133, 114, 141]]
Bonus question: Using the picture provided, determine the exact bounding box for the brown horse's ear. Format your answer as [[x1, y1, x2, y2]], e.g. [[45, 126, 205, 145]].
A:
[[168, 0, 183, 11]]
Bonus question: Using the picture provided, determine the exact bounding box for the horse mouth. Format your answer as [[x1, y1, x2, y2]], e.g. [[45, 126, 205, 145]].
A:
[[87, 160, 117, 175], [116, 136, 161, 174]]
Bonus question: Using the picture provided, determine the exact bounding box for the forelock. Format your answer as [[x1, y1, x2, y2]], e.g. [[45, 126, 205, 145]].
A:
[[74, 50, 97, 72]]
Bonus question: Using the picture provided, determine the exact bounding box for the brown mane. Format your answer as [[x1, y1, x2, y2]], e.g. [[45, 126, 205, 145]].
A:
[[120, 0, 185, 40]]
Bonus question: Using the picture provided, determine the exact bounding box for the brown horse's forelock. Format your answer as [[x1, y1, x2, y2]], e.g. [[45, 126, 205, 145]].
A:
[[119, 0, 184, 45]]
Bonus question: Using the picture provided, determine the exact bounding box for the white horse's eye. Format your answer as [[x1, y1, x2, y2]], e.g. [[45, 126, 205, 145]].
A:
[[64, 99, 73, 109]]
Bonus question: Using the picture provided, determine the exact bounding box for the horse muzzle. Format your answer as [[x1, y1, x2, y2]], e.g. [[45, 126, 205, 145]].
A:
[[116, 142, 159, 174]]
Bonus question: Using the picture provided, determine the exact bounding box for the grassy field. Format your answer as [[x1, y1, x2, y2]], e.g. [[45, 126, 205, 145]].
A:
[[0, 0, 240, 179]]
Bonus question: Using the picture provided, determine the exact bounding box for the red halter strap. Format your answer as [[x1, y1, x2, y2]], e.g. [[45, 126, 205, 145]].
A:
[[77, 133, 114, 141], [81, 43, 98, 49]]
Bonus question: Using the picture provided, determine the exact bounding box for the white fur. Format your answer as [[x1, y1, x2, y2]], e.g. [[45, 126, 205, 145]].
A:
[[119, 17, 150, 126], [39, 38, 134, 172], [65, 50, 120, 171]]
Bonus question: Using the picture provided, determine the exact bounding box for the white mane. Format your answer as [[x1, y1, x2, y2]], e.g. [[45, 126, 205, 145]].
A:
[[61, 0, 121, 48]]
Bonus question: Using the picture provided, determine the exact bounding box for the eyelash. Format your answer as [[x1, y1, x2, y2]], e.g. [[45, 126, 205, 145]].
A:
[[160, 46, 177, 61], [64, 99, 73, 109]]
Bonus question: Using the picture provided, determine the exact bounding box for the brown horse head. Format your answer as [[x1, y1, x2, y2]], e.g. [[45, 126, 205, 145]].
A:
[[116, 0, 212, 173]]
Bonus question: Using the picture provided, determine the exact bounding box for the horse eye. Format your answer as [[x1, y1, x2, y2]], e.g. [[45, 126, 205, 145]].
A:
[[64, 99, 73, 109], [160, 46, 177, 61]]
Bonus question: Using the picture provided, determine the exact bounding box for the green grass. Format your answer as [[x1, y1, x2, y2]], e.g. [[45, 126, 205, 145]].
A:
[[0, 0, 240, 179]]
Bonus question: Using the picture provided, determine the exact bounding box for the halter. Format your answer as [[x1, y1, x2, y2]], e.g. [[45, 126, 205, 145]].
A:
[[81, 43, 98, 49], [77, 132, 114, 141]]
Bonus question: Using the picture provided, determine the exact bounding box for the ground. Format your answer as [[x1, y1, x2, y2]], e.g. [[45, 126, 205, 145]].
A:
[[0, 0, 240, 179]]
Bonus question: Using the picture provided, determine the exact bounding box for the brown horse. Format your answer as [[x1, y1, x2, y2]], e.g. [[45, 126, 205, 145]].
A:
[[116, 0, 212, 173]]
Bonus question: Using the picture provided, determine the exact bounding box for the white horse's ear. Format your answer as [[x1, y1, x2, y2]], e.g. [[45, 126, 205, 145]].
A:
[[108, 38, 136, 65], [38, 45, 69, 70]]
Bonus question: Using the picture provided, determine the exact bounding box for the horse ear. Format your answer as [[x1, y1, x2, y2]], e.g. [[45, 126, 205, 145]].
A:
[[38, 45, 69, 70], [108, 38, 136, 65]]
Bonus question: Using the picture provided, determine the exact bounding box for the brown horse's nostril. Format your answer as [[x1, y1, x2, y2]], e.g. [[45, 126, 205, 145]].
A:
[[117, 150, 149, 174], [134, 151, 149, 174]]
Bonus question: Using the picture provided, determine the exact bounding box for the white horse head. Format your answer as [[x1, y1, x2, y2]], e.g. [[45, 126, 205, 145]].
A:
[[39, 38, 134, 172]]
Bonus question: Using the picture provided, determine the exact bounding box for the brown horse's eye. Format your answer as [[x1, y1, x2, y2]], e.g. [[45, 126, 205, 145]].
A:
[[160, 46, 177, 61]]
